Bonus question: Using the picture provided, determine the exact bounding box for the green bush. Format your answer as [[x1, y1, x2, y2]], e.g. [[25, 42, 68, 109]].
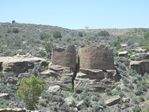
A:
[[40, 32, 50, 40], [43, 42, 53, 53], [12, 28, 19, 33], [144, 107, 149, 112], [144, 32, 149, 40], [143, 43, 149, 50], [97, 31, 110, 37], [53, 31, 62, 39], [78, 32, 84, 37], [38, 50, 47, 57], [17, 76, 44, 110], [132, 105, 142, 112]]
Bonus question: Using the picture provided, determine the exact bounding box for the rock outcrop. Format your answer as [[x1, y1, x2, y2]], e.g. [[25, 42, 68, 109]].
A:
[[118, 51, 128, 57], [45, 64, 74, 90], [74, 69, 118, 92], [0, 108, 26, 112], [0, 56, 48, 73], [130, 59, 149, 74], [0, 93, 9, 99], [105, 95, 121, 106]]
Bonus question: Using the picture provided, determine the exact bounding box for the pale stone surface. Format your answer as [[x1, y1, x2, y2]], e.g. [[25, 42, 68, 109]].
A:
[[105, 95, 121, 106], [0, 108, 26, 112], [0, 56, 48, 73], [47, 85, 61, 93], [64, 96, 75, 106], [118, 51, 128, 57], [0, 93, 9, 98]]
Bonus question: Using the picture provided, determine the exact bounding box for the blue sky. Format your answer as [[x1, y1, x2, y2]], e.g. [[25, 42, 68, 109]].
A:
[[0, 0, 149, 29]]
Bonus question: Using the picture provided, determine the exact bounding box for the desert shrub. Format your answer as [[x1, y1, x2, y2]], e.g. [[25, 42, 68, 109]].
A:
[[38, 50, 47, 57], [137, 96, 145, 102], [132, 97, 139, 104], [105, 88, 112, 95], [43, 42, 53, 53], [143, 43, 149, 50], [0, 46, 3, 53], [144, 31, 149, 40], [78, 32, 84, 37], [111, 37, 122, 50], [40, 32, 50, 40], [97, 31, 110, 37], [132, 105, 142, 112], [137, 80, 149, 92], [0, 102, 9, 108], [12, 28, 19, 33], [144, 107, 149, 112], [17, 75, 44, 110], [53, 31, 62, 39]]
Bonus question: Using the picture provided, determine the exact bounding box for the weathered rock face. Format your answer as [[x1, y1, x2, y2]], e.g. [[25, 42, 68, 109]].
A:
[[118, 51, 128, 57], [130, 60, 149, 74], [47, 85, 61, 93], [51, 45, 76, 72], [105, 95, 121, 106], [79, 45, 114, 70], [74, 69, 119, 92], [45, 64, 74, 90], [78, 69, 105, 80], [0, 93, 9, 99], [0, 108, 26, 112], [0, 56, 48, 73]]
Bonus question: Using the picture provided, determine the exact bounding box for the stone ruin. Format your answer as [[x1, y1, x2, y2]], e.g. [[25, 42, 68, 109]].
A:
[[74, 45, 117, 92], [51, 45, 76, 72], [0, 45, 118, 92], [46, 45, 77, 90], [46, 45, 120, 92], [79, 45, 114, 70]]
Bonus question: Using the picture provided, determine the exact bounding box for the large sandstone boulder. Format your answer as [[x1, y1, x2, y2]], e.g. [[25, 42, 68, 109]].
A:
[[79, 45, 114, 70], [130, 59, 149, 74], [51, 45, 76, 71], [0, 56, 48, 73]]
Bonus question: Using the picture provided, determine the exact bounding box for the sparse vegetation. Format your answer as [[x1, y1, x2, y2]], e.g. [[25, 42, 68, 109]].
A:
[[144, 31, 149, 40], [12, 28, 19, 33], [40, 32, 51, 40], [53, 31, 62, 39], [97, 30, 110, 36], [0, 23, 149, 111]]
